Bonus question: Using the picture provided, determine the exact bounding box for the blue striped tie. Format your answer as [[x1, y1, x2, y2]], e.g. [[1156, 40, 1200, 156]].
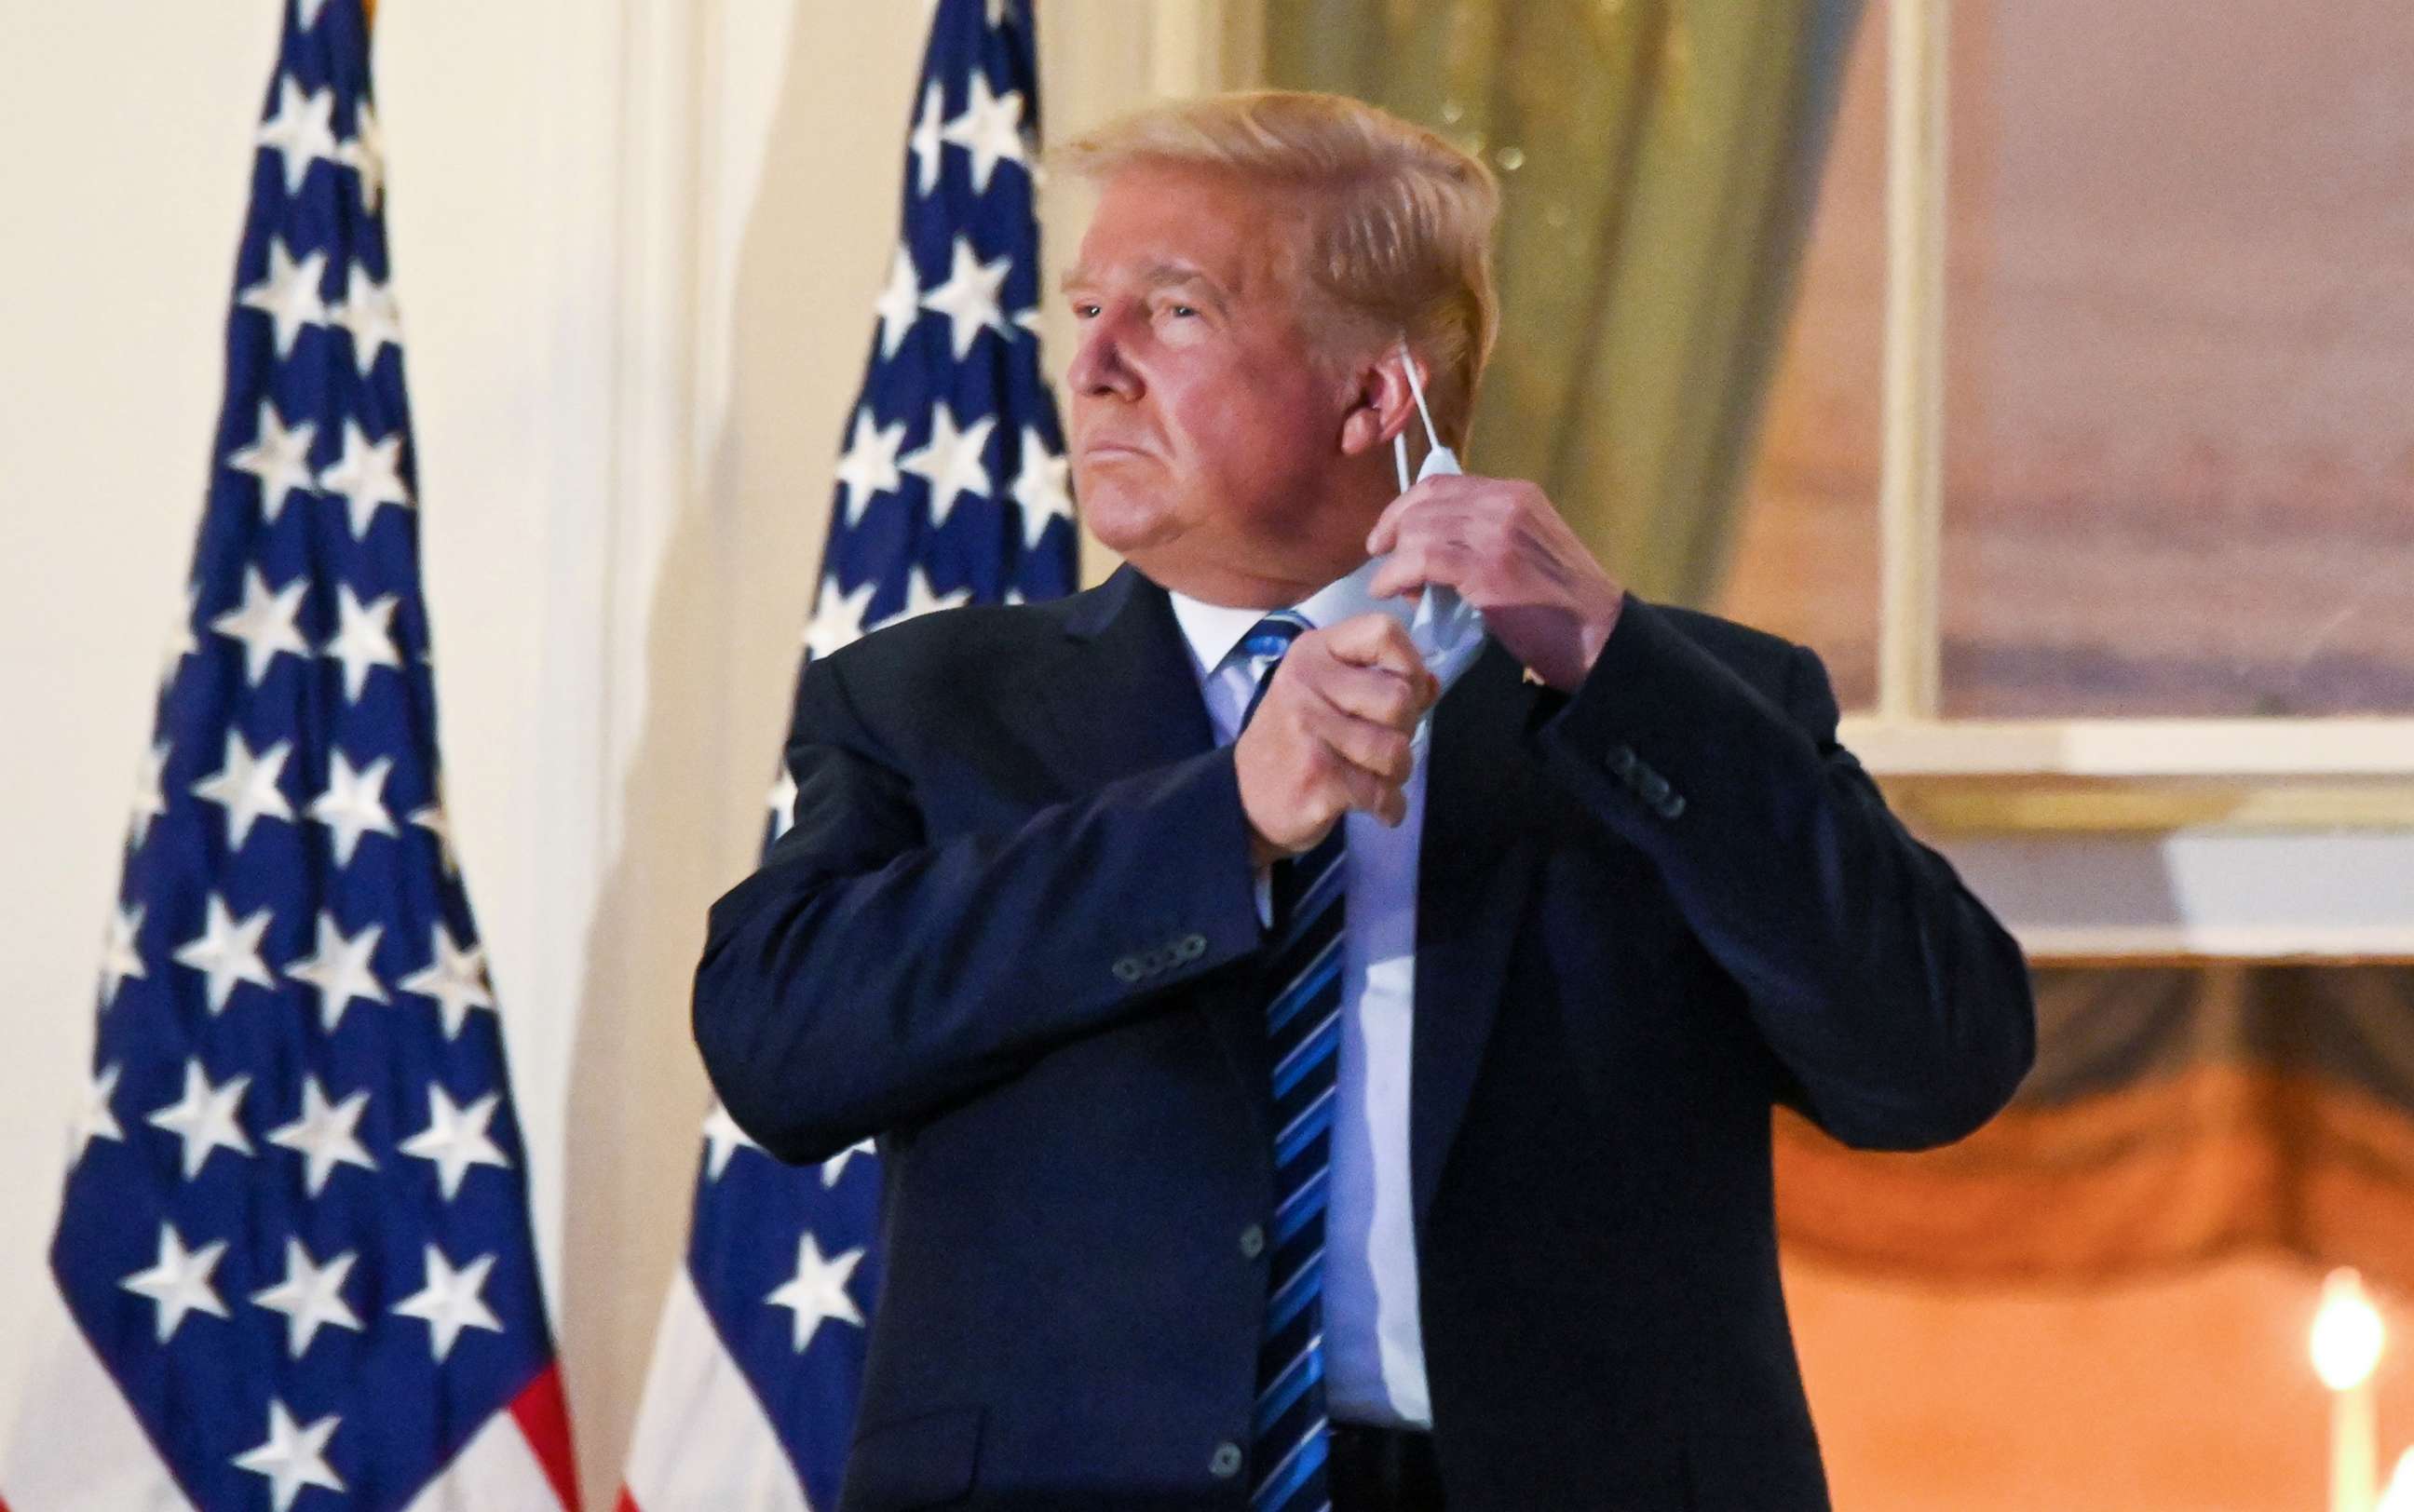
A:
[[1236, 612, 1342, 1512]]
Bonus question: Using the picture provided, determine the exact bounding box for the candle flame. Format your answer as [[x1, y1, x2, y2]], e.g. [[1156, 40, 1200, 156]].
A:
[[2313, 1267, 2387, 1392]]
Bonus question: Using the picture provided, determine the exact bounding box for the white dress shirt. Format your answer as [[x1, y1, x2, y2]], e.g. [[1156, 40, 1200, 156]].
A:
[[1164, 556, 1433, 1430]]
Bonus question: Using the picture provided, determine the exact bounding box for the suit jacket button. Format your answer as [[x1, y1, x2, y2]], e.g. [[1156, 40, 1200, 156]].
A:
[[1659, 792, 1687, 819], [1210, 1441, 1244, 1478], [1606, 744, 1638, 777], [1179, 933, 1207, 960], [1239, 1223, 1266, 1259], [1112, 957, 1142, 982], [1637, 770, 1672, 804]]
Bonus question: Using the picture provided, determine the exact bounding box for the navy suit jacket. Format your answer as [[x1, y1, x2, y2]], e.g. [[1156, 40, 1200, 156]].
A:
[[694, 562, 2035, 1511]]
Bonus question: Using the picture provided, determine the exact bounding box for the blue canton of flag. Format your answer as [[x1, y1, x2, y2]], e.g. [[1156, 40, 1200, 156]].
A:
[[41, 2, 579, 1508], [618, 2, 1076, 1509]]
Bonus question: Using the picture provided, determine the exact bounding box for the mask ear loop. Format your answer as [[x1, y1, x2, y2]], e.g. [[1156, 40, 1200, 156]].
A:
[[1391, 337, 1442, 493]]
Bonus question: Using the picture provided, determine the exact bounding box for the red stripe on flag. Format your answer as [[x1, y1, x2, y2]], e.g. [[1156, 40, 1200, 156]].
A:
[[615, 1490, 641, 1512], [509, 1364, 583, 1511]]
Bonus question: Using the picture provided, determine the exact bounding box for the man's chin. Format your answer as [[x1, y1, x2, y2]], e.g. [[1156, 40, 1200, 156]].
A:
[[1077, 490, 1178, 558]]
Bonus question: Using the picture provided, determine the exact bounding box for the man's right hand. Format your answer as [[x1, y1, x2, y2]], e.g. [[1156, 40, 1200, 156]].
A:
[[1233, 613, 1441, 866]]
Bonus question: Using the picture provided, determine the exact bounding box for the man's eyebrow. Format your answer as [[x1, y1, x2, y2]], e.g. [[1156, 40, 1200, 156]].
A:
[[1058, 263, 1232, 310]]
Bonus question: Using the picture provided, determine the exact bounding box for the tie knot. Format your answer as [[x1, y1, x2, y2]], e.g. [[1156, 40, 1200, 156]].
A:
[[1239, 611, 1311, 663], [1235, 611, 1312, 733]]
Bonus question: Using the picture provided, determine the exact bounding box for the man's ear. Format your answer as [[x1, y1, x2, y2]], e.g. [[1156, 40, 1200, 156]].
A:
[[1336, 346, 1425, 460]]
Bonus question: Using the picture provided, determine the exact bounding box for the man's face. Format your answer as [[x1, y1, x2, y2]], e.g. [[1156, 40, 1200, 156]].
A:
[[1061, 164, 1373, 601]]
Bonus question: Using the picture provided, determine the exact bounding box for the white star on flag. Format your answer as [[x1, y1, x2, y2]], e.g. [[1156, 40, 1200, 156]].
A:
[[766, 765, 799, 842], [834, 407, 907, 527], [766, 1231, 866, 1354], [899, 402, 997, 528], [146, 1059, 255, 1178], [267, 1075, 378, 1195], [100, 902, 147, 1009], [907, 82, 945, 198], [399, 1085, 510, 1199], [317, 419, 412, 539], [68, 1062, 123, 1168], [875, 243, 925, 358], [803, 574, 879, 662], [191, 730, 295, 847], [171, 894, 277, 1016], [400, 922, 495, 1039], [237, 237, 330, 358], [409, 802, 459, 875], [225, 400, 319, 521], [307, 749, 398, 865], [129, 741, 171, 849], [917, 236, 1012, 359], [938, 72, 1027, 193], [251, 1238, 363, 1357], [210, 567, 311, 687], [390, 1244, 503, 1362], [256, 76, 340, 196], [888, 563, 975, 625], [283, 912, 387, 1031], [322, 583, 402, 702], [701, 1101, 763, 1181], [1010, 426, 1073, 549], [159, 587, 198, 692], [120, 1222, 230, 1343], [328, 264, 401, 378], [341, 99, 385, 213], [231, 1400, 345, 1512], [820, 1137, 875, 1189]]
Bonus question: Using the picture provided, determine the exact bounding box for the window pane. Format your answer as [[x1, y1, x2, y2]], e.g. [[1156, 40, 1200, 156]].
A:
[[1261, 0, 1877, 698], [1941, 0, 2414, 717], [1716, 0, 1888, 711]]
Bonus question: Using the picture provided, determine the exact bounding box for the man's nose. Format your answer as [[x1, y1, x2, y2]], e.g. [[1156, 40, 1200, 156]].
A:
[[1065, 316, 1141, 401]]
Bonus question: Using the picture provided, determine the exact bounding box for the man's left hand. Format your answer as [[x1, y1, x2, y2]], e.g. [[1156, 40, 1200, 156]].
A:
[[1364, 474, 1626, 693]]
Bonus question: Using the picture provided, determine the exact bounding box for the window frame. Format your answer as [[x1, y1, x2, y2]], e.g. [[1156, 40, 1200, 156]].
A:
[[1117, 0, 2414, 960]]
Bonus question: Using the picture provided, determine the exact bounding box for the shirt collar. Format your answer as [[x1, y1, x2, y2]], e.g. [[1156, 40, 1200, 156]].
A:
[[1162, 554, 1414, 679]]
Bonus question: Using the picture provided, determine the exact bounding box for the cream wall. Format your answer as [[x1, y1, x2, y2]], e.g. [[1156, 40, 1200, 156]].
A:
[[0, 0, 1167, 1499], [20, 6, 2405, 1511]]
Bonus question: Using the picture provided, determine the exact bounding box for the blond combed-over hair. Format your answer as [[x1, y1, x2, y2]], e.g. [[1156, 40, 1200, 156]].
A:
[[1056, 90, 1501, 451]]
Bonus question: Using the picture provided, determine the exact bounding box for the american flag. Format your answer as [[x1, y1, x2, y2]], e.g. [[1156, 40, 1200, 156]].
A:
[[19, 2, 579, 1508], [617, 1, 1075, 1507]]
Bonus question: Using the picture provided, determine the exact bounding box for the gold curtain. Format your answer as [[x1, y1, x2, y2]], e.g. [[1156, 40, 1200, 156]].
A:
[[1265, 0, 1866, 604], [1776, 965, 2414, 1299]]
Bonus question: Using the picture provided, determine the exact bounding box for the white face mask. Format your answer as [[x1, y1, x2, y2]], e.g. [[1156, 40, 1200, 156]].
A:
[[1384, 339, 1490, 706]]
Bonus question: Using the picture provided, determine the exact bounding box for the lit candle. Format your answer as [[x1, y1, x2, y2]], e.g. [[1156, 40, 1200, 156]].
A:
[[2312, 1268, 2386, 1512], [2379, 1449, 2414, 1512]]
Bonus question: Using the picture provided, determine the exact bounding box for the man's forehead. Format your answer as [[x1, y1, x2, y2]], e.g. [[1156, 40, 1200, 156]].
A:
[[1059, 257, 1224, 293], [1065, 167, 1298, 293]]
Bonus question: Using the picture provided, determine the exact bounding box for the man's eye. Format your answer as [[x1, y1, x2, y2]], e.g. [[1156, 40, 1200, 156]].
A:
[[1073, 303, 1101, 319], [1168, 304, 1199, 319]]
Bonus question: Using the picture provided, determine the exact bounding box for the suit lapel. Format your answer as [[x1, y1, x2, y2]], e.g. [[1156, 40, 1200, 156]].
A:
[[1410, 639, 1543, 1237], [1009, 565, 1276, 1144], [1012, 562, 1218, 791]]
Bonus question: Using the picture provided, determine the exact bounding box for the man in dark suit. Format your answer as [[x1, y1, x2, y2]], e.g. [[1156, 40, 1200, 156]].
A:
[[695, 91, 2033, 1511]]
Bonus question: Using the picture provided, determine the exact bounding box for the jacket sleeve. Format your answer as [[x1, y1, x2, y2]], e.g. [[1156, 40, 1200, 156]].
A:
[[1533, 595, 2037, 1151], [692, 646, 1267, 1166]]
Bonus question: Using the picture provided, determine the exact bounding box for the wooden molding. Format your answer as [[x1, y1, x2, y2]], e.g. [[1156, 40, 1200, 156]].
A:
[[1877, 773, 2414, 834]]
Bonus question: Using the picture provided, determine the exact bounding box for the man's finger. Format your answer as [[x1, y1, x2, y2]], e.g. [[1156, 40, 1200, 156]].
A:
[[1315, 709, 1415, 785], [1316, 659, 1434, 732], [1320, 612, 1425, 682], [1365, 473, 1481, 554], [1366, 539, 1474, 607], [1323, 740, 1408, 821]]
